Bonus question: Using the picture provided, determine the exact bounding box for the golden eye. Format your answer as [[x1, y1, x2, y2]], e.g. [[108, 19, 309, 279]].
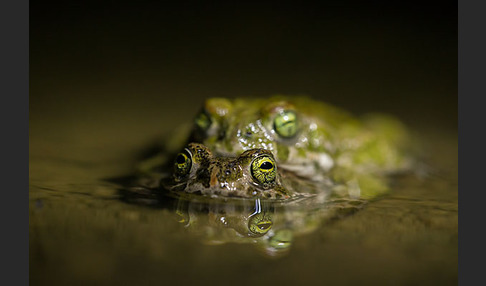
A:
[[248, 212, 273, 235], [194, 111, 212, 131], [251, 155, 277, 187], [174, 151, 192, 177], [274, 110, 298, 138]]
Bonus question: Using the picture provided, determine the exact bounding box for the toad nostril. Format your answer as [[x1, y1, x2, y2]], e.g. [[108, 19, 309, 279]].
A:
[[218, 129, 226, 140]]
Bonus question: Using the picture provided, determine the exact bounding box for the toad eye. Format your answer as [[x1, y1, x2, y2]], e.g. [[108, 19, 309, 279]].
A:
[[268, 229, 293, 250], [274, 110, 298, 138], [248, 212, 273, 235], [251, 155, 277, 187], [194, 111, 212, 131], [174, 150, 192, 177]]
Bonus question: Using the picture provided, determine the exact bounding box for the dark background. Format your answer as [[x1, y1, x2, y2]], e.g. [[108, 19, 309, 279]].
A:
[[30, 1, 457, 132]]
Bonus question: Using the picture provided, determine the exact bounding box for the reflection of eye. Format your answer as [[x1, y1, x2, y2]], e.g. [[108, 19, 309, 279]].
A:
[[248, 212, 273, 235], [194, 111, 212, 131], [174, 150, 192, 177], [274, 110, 298, 138], [251, 155, 277, 186], [175, 210, 190, 225], [268, 229, 293, 249]]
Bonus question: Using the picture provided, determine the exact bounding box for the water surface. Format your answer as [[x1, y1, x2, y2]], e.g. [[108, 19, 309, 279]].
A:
[[29, 93, 457, 286]]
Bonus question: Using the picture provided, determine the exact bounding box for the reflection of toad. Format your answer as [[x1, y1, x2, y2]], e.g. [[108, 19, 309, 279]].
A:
[[170, 194, 366, 258]]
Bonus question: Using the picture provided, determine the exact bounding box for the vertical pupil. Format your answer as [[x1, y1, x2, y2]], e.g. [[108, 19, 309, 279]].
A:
[[176, 154, 186, 164], [274, 110, 297, 138], [260, 161, 273, 170], [258, 222, 271, 230]]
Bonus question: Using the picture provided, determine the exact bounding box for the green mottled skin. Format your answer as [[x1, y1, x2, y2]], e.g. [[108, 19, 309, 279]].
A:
[[138, 95, 413, 200], [189, 95, 413, 199]]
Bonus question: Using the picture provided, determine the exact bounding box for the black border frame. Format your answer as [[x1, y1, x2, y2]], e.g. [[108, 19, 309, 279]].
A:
[[3, 0, 29, 285]]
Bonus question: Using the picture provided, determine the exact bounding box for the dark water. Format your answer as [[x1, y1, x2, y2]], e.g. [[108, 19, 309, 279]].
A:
[[30, 4, 457, 286], [29, 110, 457, 285]]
